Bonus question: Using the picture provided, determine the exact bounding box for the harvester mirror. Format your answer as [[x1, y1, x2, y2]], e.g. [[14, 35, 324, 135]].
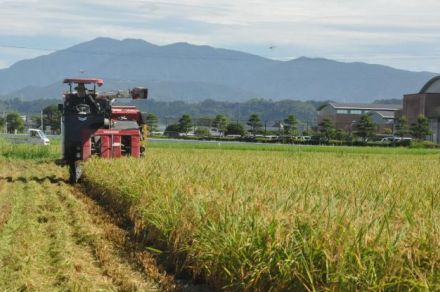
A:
[[130, 87, 148, 100]]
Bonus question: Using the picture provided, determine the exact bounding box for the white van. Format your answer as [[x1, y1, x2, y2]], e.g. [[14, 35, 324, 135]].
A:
[[5, 129, 50, 145], [29, 129, 50, 145], [379, 136, 412, 143]]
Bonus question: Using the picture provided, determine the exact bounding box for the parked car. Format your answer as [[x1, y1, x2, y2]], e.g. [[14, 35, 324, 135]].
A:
[[379, 136, 412, 143], [3, 129, 50, 145], [295, 136, 311, 141]]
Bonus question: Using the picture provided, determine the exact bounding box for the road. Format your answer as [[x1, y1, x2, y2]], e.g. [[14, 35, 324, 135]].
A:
[[148, 137, 289, 146]]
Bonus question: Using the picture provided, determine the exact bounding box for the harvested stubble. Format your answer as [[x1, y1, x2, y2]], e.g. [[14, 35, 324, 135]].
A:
[[84, 147, 440, 291], [0, 159, 161, 291]]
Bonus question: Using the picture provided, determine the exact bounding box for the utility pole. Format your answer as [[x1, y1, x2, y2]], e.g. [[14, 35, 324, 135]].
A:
[[41, 110, 44, 132], [237, 103, 241, 123], [3, 111, 7, 134], [2, 111, 5, 134]]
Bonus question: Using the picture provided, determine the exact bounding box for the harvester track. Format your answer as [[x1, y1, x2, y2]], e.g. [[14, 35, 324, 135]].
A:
[[0, 160, 175, 291]]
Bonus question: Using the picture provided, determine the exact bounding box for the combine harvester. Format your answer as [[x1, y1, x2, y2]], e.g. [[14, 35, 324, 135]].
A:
[[58, 78, 148, 183]]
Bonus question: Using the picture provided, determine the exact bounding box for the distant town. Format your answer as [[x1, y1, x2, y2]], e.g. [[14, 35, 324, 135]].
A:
[[1, 75, 439, 148]]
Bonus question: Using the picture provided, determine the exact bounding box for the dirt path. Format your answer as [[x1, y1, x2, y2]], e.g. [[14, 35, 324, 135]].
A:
[[0, 160, 173, 291]]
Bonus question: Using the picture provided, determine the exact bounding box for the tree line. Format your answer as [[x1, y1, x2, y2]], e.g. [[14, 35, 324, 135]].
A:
[[147, 111, 431, 141], [150, 112, 301, 136], [2, 103, 431, 143], [317, 114, 431, 141], [0, 112, 25, 133], [1, 105, 61, 134]]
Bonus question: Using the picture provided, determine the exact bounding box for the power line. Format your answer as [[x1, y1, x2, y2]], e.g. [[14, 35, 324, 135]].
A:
[[0, 43, 273, 62], [0, 44, 55, 52]]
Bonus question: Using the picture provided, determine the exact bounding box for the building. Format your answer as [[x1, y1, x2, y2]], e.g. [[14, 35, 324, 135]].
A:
[[317, 102, 402, 133], [403, 76, 440, 143]]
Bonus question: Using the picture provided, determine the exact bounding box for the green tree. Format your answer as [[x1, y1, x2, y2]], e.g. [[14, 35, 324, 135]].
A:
[[334, 129, 349, 141], [410, 114, 432, 140], [164, 124, 181, 136], [212, 114, 229, 135], [194, 127, 210, 137], [144, 113, 159, 133], [318, 118, 335, 140], [43, 105, 61, 134], [178, 114, 192, 134], [31, 115, 41, 128], [225, 123, 245, 136], [302, 128, 312, 136], [196, 117, 214, 127], [6, 112, 25, 133], [283, 114, 298, 136], [395, 116, 410, 137], [383, 128, 393, 135], [0, 117, 5, 132], [355, 114, 375, 141], [247, 113, 262, 135]]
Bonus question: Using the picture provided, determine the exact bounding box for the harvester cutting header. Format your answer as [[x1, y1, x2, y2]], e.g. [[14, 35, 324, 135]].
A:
[[58, 78, 148, 183]]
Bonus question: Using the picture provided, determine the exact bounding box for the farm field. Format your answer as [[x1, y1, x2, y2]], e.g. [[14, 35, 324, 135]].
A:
[[1, 141, 440, 291], [84, 146, 440, 290], [0, 158, 173, 291], [148, 139, 440, 155]]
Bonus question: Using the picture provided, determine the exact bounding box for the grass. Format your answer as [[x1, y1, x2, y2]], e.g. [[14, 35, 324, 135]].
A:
[[1, 135, 439, 161], [0, 138, 60, 160], [84, 147, 440, 290], [148, 139, 440, 155]]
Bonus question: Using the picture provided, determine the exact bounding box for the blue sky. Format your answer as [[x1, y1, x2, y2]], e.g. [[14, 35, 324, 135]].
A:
[[0, 0, 439, 72]]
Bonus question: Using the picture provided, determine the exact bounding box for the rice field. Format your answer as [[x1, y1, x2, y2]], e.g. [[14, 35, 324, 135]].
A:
[[1, 139, 440, 290], [0, 145, 169, 291], [0, 138, 60, 160], [83, 146, 440, 290]]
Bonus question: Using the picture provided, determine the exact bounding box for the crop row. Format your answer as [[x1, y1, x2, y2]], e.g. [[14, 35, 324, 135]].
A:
[[83, 148, 440, 290]]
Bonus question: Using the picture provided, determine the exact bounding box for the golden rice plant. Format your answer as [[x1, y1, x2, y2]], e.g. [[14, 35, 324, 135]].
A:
[[84, 147, 440, 291]]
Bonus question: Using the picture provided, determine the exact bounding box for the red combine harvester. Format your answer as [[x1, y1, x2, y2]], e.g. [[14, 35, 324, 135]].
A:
[[58, 78, 148, 183]]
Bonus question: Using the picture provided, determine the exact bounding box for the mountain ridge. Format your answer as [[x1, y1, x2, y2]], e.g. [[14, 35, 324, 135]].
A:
[[0, 37, 435, 102]]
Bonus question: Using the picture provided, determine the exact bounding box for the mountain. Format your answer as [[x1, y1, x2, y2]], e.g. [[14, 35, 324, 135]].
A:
[[0, 37, 436, 102]]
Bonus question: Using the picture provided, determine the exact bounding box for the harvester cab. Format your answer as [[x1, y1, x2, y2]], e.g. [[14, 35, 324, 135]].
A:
[[59, 78, 148, 183]]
